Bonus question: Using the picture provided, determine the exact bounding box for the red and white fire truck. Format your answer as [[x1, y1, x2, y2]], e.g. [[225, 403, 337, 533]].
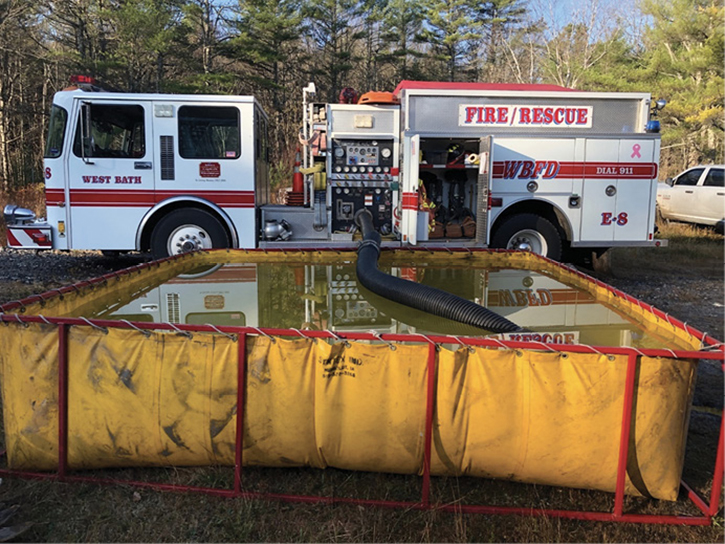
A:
[[4, 77, 666, 261]]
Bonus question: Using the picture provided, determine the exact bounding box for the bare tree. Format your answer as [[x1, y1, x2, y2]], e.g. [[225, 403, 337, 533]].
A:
[[0, 1, 41, 191], [530, 0, 626, 88]]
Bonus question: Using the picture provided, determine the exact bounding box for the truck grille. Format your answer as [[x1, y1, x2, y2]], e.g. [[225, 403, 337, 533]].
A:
[[166, 293, 180, 323], [160, 136, 175, 180]]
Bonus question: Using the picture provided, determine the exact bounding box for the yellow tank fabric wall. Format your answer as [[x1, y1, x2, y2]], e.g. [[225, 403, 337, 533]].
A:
[[0, 322, 59, 470], [66, 326, 238, 469], [0, 321, 696, 501], [433, 348, 695, 500]]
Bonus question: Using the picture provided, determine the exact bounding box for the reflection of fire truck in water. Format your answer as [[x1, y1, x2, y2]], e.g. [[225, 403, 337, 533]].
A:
[[105, 263, 644, 348], [4, 76, 667, 262], [108, 264, 257, 327]]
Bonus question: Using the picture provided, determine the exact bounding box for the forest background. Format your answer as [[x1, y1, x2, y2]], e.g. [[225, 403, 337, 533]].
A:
[[0, 0, 722, 195]]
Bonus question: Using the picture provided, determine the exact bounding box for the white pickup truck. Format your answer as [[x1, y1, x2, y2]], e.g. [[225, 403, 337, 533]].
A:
[[656, 164, 724, 233]]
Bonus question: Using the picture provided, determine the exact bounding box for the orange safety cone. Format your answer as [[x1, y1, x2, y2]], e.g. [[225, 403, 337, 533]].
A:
[[293, 266, 305, 292], [292, 147, 303, 193], [286, 147, 305, 206]]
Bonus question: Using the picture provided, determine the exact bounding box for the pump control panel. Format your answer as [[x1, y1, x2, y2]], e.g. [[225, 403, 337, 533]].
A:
[[328, 267, 391, 329], [332, 187, 392, 233], [330, 139, 394, 181], [346, 145, 379, 166]]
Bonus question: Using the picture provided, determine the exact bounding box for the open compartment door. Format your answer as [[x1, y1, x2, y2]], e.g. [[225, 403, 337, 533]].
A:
[[401, 135, 420, 244], [476, 136, 493, 246]]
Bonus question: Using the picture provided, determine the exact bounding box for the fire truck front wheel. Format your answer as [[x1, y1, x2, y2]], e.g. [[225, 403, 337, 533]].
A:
[[491, 214, 563, 261], [151, 208, 230, 259]]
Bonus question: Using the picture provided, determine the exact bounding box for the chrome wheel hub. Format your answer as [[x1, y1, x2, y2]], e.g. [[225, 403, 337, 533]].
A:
[[507, 229, 547, 256], [167, 224, 212, 255]]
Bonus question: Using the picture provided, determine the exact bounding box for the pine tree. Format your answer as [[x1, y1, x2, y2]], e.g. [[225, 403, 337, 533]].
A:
[[227, 0, 304, 104], [304, 0, 365, 102], [226, 0, 306, 160], [474, 0, 527, 82], [108, 0, 181, 91], [379, 0, 425, 84], [177, 0, 231, 92], [639, 0, 724, 167], [44, 0, 116, 78], [352, 0, 393, 92], [418, 0, 482, 82]]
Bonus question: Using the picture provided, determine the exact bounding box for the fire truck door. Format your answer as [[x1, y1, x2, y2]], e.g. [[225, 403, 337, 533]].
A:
[[614, 139, 655, 241], [476, 136, 493, 246], [579, 139, 619, 243], [579, 139, 656, 244], [67, 100, 154, 250], [401, 135, 420, 244]]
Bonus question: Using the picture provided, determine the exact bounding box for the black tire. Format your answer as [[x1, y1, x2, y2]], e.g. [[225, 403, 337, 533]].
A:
[[490, 213, 563, 261], [150, 208, 230, 259], [655, 204, 669, 225]]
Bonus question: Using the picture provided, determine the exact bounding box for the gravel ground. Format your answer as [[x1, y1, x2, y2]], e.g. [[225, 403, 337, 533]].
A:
[[0, 248, 146, 292]]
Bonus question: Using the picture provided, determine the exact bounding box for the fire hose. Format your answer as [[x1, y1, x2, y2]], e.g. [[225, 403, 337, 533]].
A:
[[354, 209, 523, 334]]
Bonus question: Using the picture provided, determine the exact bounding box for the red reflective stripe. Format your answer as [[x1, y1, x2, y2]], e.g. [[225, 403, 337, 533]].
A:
[[492, 161, 658, 180], [581, 162, 658, 179], [69, 190, 154, 206], [7, 228, 51, 248], [7, 230, 20, 247], [46, 188, 65, 205], [168, 265, 257, 284], [64, 189, 256, 208], [402, 192, 418, 210], [487, 288, 596, 306]]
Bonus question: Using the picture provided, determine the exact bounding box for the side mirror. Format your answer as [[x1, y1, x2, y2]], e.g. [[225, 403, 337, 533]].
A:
[[80, 102, 94, 164], [665, 177, 674, 186]]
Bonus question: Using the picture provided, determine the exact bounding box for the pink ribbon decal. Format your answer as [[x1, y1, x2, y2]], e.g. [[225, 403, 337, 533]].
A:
[[631, 144, 641, 159]]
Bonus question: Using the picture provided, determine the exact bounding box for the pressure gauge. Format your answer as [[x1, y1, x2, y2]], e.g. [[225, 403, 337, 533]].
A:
[[381, 147, 392, 159], [334, 146, 345, 158]]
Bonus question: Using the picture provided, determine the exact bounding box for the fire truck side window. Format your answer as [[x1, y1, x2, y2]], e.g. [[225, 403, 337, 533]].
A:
[[72, 104, 145, 158], [178, 106, 240, 160], [44, 105, 68, 158]]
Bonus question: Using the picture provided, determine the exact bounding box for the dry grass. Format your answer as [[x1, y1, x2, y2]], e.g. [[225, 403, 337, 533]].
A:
[[600, 220, 724, 284], [0, 465, 722, 542]]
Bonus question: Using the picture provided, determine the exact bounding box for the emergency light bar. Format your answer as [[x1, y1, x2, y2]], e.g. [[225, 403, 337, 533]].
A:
[[70, 75, 98, 86]]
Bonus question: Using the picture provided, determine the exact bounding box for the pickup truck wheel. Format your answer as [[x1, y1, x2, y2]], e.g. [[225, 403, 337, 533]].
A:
[[491, 213, 563, 261], [150, 208, 230, 259], [655, 204, 669, 225]]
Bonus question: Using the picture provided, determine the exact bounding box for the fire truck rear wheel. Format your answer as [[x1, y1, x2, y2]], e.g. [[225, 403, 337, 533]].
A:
[[491, 213, 563, 261], [150, 208, 230, 259]]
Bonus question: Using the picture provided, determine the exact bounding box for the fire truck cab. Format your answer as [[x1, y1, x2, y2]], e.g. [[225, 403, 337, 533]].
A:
[[5, 78, 269, 256], [4, 78, 666, 262]]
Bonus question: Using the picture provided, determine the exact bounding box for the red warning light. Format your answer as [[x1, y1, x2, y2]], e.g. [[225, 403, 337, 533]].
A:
[[70, 75, 98, 86]]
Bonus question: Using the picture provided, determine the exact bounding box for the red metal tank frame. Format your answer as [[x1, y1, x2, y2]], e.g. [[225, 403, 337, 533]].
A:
[[0, 248, 722, 525]]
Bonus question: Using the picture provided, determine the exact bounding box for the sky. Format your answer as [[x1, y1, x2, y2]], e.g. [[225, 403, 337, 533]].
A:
[[526, 0, 650, 46]]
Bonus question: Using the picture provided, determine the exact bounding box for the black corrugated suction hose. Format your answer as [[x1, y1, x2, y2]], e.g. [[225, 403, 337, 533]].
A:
[[354, 210, 523, 334]]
